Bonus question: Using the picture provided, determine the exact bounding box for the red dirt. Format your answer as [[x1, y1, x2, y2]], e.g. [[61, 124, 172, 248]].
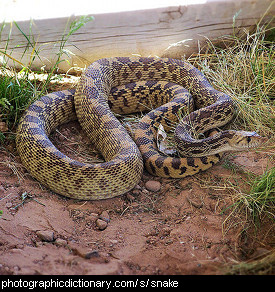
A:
[[0, 121, 274, 275]]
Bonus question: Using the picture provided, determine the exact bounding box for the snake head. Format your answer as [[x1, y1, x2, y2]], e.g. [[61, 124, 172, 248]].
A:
[[228, 131, 268, 150]]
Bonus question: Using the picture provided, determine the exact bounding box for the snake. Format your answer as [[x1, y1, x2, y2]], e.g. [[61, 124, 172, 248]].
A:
[[16, 57, 265, 200]]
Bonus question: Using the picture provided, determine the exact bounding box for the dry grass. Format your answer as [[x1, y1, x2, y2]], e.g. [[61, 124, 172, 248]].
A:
[[189, 22, 275, 142], [223, 249, 275, 275], [0, 16, 274, 275]]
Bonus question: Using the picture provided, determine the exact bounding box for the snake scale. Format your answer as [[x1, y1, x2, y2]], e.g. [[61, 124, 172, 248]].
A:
[[16, 57, 264, 200]]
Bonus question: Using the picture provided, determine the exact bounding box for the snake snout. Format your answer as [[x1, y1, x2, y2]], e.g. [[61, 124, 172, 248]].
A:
[[235, 131, 267, 149]]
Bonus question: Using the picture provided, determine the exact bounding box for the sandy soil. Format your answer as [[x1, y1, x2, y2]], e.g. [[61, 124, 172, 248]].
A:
[[0, 120, 274, 275]]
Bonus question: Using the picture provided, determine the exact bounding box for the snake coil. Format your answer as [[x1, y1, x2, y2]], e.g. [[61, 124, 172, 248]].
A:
[[16, 57, 264, 200]]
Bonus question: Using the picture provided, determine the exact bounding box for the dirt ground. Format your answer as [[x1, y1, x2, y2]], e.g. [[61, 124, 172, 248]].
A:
[[0, 120, 274, 275]]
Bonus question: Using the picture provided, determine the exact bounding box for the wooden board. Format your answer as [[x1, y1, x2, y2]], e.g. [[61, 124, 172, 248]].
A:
[[0, 0, 274, 72]]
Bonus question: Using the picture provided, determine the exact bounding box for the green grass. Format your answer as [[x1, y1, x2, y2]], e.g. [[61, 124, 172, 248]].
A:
[[0, 16, 93, 139], [186, 20, 275, 231], [222, 166, 275, 224], [0, 73, 36, 135], [246, 166, 275, 222]]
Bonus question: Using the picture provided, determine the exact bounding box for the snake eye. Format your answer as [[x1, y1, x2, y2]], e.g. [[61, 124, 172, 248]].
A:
[[247, 136, 251, 143]]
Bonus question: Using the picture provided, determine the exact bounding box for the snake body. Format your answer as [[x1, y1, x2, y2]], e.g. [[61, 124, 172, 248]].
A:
[[16, 57, 263, 200]]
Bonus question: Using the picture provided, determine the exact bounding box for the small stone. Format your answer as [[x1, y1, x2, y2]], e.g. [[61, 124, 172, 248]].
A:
[[145, 180, 161, 192], [96, 219, 108, 230], [0, 185, 5, 195], [127, 194, 135, 201], [86, 213, 98, 222], [85, 250, 100, 259], [55, 238, 67, 247], [187, 192, 203, 208], [35, 241, 43, 247], [132, 189, 140, 196], [69, 243, 99, 259], [98, 211, 110, 223], [6, 202, 12, 208], [13, 266, 20, 273], [36, 230, 54, 242], [109, 239, 118, 245]]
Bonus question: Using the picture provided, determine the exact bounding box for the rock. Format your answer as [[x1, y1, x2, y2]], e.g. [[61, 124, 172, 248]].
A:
[[85, 250, 100, 259], [186, 192, 203, 208], [145, 180, 161, 192], [12, 266, 20, 274], [69, 243, 99, 259], [36, 230, 54, 242], [0, 185, 5, 195], [55, 238, 67, 247], [131, 189, 140, 196], [96, 219, 108, 230], [86, 213, 98, 222], [75, 247, 99, 259], [35, 241, 43, 247], [98, 211, 110, 223], [127, 193, 135, 201], [5, 202, 12, 208], [109, 239, 118, 245]]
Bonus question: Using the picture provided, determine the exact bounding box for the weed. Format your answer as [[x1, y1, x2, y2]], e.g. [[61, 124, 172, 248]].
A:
[[11, 191, 45, 210], [185, 21, 275, 230], [246, 166, 275, 222], [0, 16, 93, 137]]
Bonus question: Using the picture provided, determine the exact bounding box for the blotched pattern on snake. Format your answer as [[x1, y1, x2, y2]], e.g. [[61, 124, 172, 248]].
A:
[[16, 57, 265, 200]]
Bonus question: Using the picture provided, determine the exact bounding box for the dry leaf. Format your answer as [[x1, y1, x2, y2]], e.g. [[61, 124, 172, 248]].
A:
[[156, 124, 176, 155]]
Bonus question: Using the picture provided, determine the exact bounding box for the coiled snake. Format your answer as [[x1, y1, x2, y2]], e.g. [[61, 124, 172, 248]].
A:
[[16, 57, 265, 200]]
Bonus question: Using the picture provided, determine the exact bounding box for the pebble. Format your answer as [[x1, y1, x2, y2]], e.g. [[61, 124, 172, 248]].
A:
[[85, 250, 100, 259], [6, 202, 12, 208], [98, 211, 110, 223], [35, 241, 43, 247], [96, 219, 108, 230], [54, 238, 67, 247], [86, 213, 98, 222], [0, 185, 5, 195], [69, 243, 99, 259], [126, 194, 135, 201], [36, 230, 54, 242], [109, 239, 118, 245], [145, 180, 161, 192], [187, 192, 203, 208], [77, 248, 99, 259], [13, 266, 20, 274], [132, 189, 140, 196]]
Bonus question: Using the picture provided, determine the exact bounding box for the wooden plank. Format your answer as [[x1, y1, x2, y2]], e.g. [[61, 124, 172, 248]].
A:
[[0, 0, 274, 72]]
